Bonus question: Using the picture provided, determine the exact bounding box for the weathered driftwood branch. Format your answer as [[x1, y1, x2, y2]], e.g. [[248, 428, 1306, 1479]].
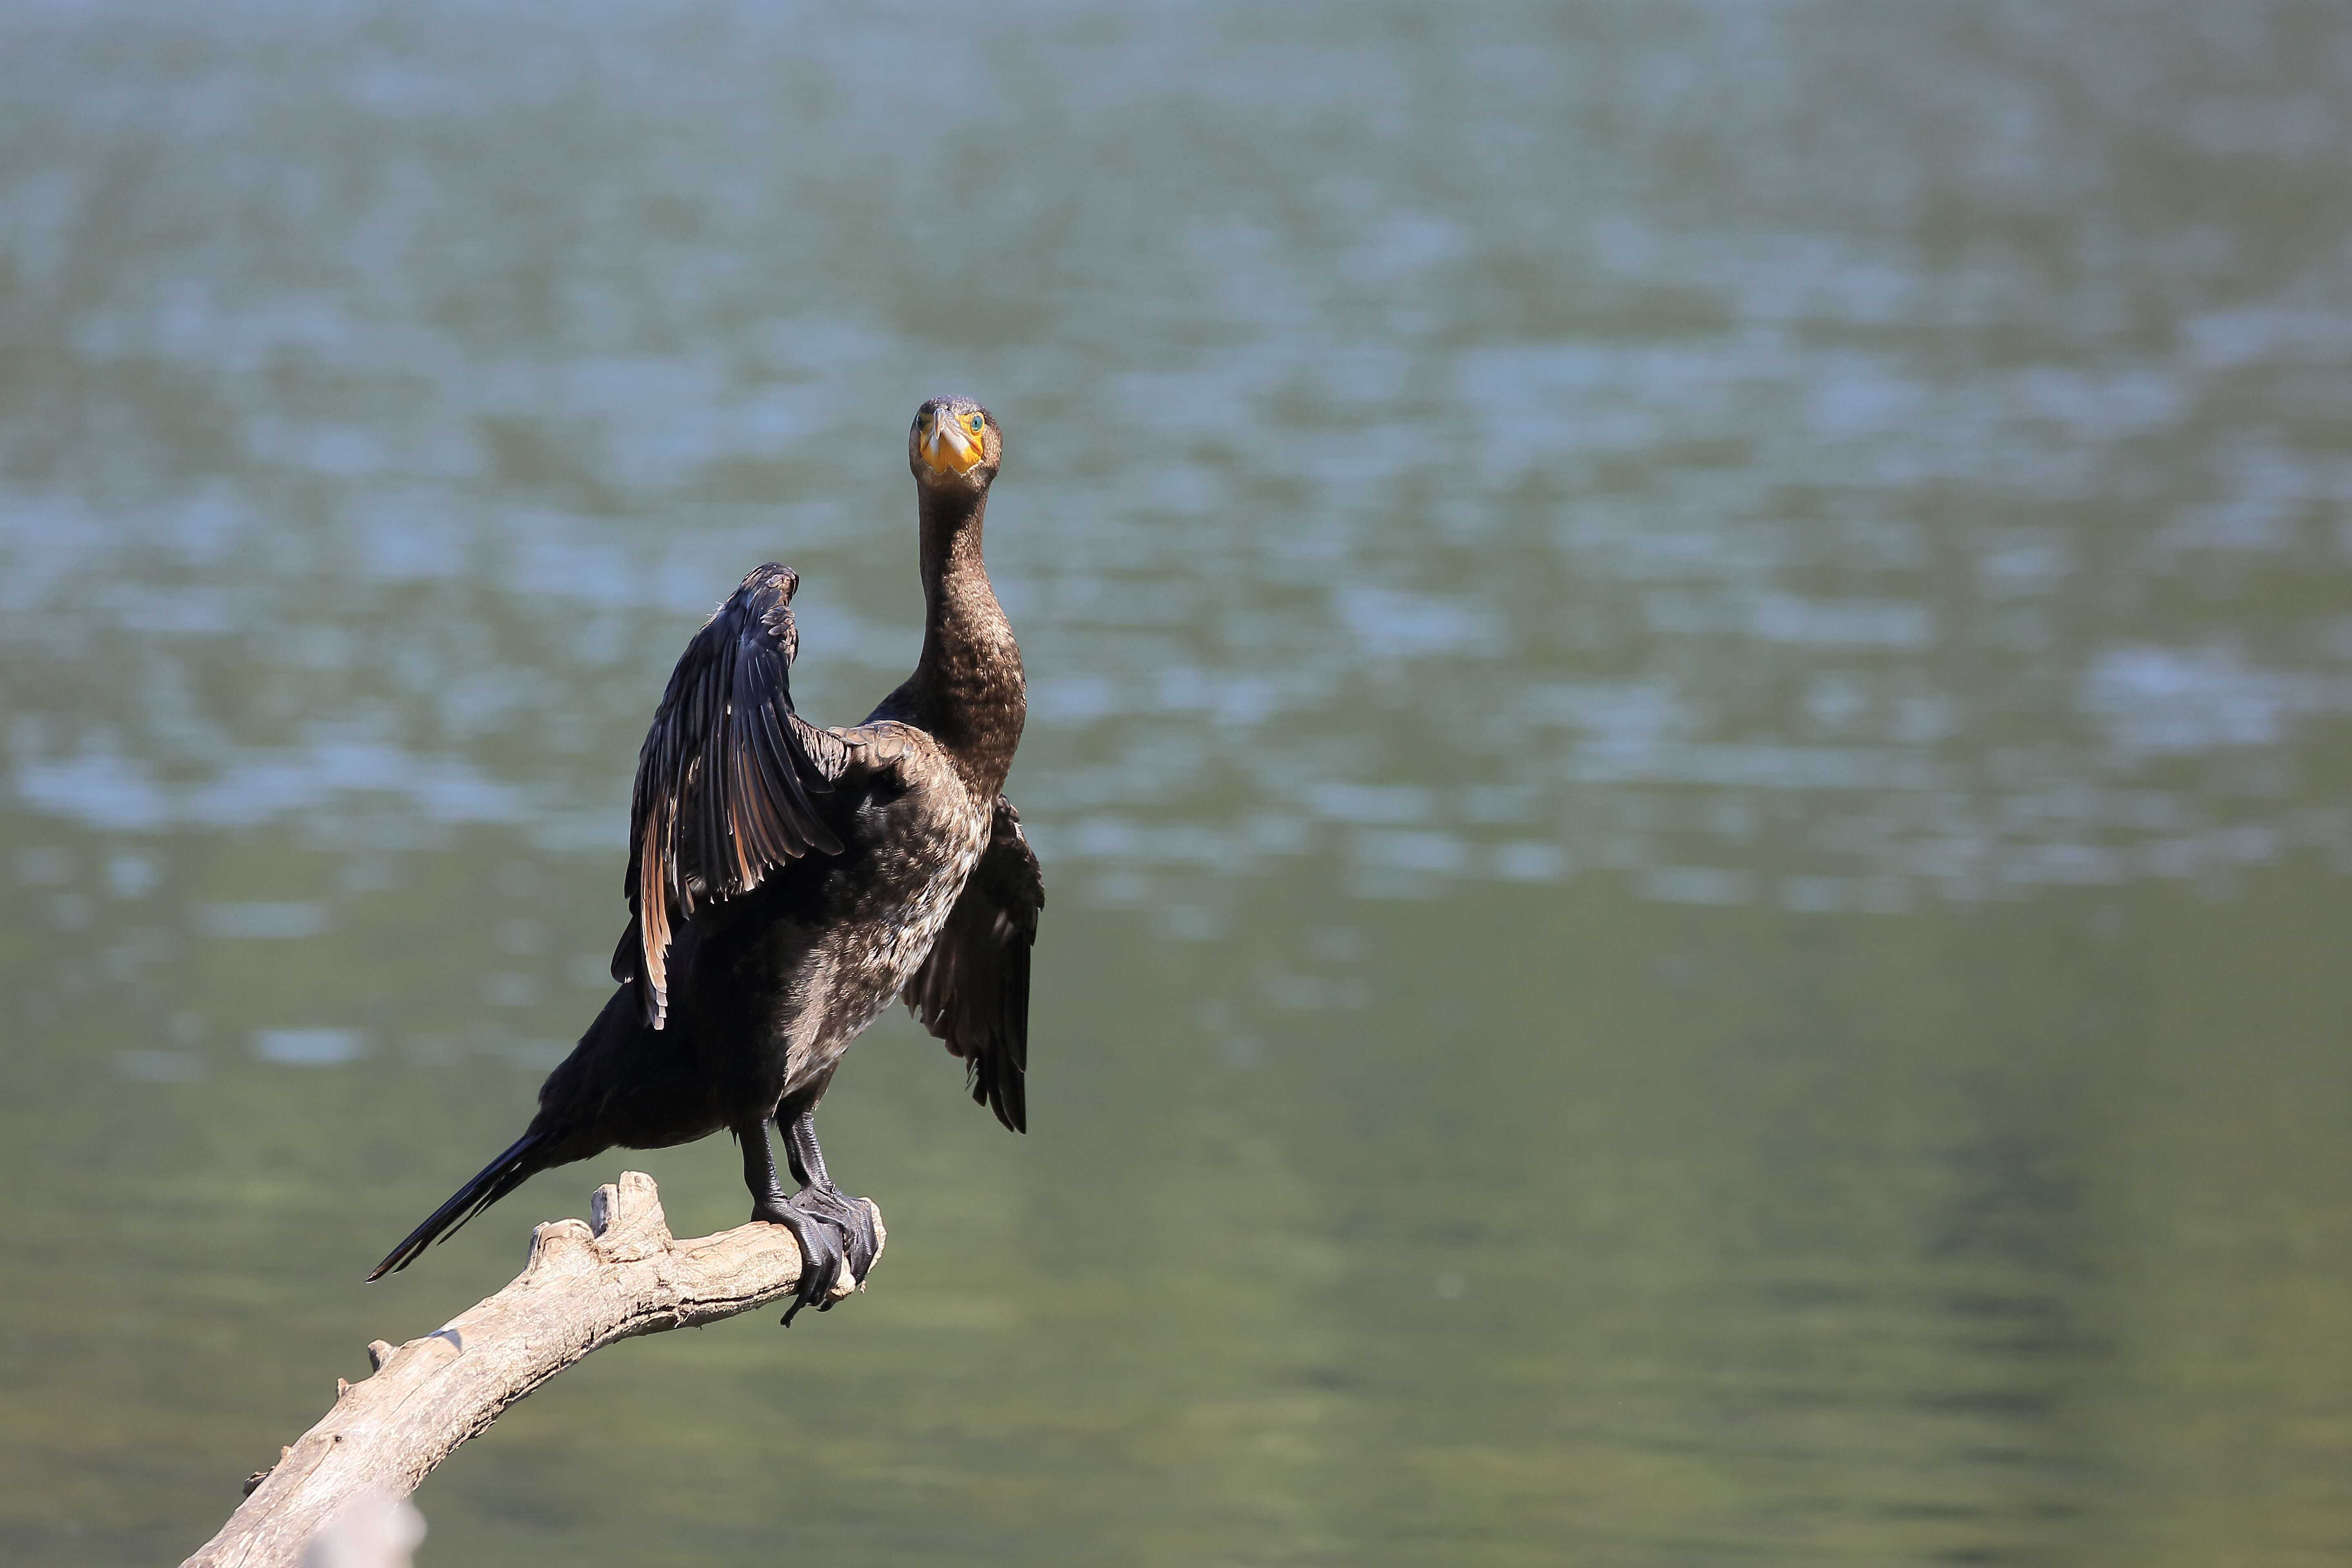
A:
[[181, 1172, 881, 1568]]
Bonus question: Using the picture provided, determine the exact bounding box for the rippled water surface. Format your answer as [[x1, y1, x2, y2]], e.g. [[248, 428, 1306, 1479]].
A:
[[4, 3, 2351, 1564]]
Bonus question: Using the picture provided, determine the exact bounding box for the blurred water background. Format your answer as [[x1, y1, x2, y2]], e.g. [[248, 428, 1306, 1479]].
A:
[[3, 2, 2350, 1564]]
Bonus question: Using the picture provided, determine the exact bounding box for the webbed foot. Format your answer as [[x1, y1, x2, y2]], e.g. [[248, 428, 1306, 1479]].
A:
[[789, 1184, 880, 1292], [751, 1193, 849, 1325], [762, 1189, 884, 1326]]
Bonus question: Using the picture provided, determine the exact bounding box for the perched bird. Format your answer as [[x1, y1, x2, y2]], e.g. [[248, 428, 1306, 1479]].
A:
[[371, 398, 1041, 1322]]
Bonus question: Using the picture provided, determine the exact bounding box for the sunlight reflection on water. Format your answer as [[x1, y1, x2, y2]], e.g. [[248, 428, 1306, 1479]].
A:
[[3, 3, 2350, 1565]]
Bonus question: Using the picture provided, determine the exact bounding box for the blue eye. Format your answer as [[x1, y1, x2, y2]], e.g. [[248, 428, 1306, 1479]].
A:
[[968, 415, 984, 432]]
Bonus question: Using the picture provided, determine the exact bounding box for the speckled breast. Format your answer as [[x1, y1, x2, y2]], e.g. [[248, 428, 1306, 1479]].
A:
[[790, 790, 993, 1088]]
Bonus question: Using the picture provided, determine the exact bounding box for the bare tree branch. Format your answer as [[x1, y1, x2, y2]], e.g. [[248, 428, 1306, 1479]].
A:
[[180, 1172, 880, 1568]]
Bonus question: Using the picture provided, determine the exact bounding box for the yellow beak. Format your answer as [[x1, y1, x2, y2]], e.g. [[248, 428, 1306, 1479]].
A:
[[921, 410, 984, 475]]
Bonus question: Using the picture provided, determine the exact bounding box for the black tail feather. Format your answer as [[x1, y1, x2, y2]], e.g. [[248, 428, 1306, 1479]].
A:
[[368, 1131, 548, 1281]]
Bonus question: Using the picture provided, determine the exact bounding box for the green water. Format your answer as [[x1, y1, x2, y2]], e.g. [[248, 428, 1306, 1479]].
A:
[[4, 3, 2351, 1564]]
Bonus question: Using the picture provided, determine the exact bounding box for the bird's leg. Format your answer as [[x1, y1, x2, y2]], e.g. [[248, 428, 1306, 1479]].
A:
[[776, 1105, 880, 1296], [737, 1118, 843, 1325]]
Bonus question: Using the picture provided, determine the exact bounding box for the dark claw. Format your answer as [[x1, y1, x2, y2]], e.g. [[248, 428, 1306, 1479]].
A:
[[784, 1185, 877, 1302], [752, 1196, 846, 1325]]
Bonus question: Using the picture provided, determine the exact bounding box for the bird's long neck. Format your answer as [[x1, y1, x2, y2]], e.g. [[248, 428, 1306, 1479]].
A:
[[903, 487, 1025, 797]]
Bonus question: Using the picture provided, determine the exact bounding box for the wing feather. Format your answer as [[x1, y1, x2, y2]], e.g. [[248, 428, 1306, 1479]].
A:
[[619, 563, 846, 1028], [903, 795, 1045, 1133]]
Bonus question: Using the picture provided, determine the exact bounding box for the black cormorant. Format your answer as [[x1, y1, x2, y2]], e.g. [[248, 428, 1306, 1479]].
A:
[[370, 398, 1041, 1322]]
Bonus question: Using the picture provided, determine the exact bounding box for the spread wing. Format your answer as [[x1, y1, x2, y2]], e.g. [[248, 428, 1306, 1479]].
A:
[[619, 562, 853, 1028], [903, 795, 1044, 1133]]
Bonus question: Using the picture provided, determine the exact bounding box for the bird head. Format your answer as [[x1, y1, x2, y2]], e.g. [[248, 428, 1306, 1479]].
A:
[[909, 397, 1001, 494]]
